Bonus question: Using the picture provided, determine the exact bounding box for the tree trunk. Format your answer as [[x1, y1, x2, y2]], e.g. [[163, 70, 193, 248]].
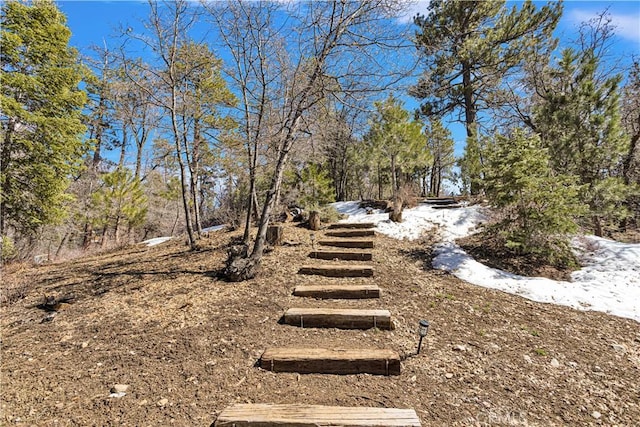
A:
[[1, 119, 14, 237], [266, 224, 283, 246], [593, 215, 603, 237], [390, 153, 398, 197], [169, 84, 196, 249], [309, 211, 321, 230], [118, 127, 127, 168], [377, 162, 383, 200], [54, 231, 70, 259]]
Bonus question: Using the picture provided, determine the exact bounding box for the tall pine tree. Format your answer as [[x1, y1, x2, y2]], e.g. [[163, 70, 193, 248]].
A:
[[1, 0, 88, 240], [412, 0, 561, 194], [533, 48, 631, 236]]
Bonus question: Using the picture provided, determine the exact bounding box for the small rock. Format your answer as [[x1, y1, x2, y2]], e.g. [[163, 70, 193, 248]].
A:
[[591, 411, 602, 419], [523, 355, 533, 364], [41, 312, 57, 323], [410, 375, 417, 382], [111, 384, 129, 393], [550, 358, 560, 368], [445, 373, 454, 379], [157, 398, 168, 407], [453, 344, 467, 352], [81, 341, 89, 349], [138, 399, 148, 406], [482, 401, 491, 408], [611, 344, 627, 353], [109, 392, 126, 398], [567, 361, 578, 368]]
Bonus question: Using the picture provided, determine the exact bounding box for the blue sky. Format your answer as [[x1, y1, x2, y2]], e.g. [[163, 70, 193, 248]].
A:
[[56, 0, 640, 161]]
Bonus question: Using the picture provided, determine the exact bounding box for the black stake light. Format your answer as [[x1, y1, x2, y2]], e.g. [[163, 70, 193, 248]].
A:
[[417, 319, 430, 354]]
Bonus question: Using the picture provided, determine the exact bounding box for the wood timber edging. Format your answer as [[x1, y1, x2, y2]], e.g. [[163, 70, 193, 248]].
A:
[[292, 284, 381, 299], [214, 404, 421, 426], [318, 239, 375, 249], [282, 307, 393, 330], [260, 347, 401, 375], [298, 264, 374, 277], [309, 250, 373, 261], [328, 223, 375, 229]]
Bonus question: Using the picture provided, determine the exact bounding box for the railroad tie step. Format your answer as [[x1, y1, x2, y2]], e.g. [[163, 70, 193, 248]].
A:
[[309, 250, 373, 261], [293, 284, 381, 299], [325, 229, 375, 238], [328, 222, 375, 229], [259, 347, 401, 375], [298, 264, 373, 277], [282, 307, 393, 330], [318, 239, 375, 249], [214, 403, 421, 426]]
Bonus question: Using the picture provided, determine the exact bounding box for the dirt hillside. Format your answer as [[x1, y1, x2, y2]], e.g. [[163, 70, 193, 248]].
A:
[[1, 223, 639, 426]]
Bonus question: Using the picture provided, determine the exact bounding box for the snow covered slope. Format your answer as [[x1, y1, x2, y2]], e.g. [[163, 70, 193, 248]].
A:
[[333, 201, 640, 322]]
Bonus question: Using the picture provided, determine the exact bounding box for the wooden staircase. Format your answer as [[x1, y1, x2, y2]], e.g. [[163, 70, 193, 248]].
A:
[[215, 221, 421, 426]]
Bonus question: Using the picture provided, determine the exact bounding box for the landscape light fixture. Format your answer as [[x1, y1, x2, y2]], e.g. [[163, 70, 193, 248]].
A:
[[310, 233, 316, 250], [417, 319, 430, 354]]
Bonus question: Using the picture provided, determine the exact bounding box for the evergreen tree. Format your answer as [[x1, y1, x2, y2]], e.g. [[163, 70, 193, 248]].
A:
[[425, 118, 455, 197], [365, 96, 427, 200], [485, 129, 584, 261], [285, 162, 336, 209], [92, 168, 147, 246], [412, 0, 561, 194], [533, 48, 632, 235], [1, 0, 88, 239]]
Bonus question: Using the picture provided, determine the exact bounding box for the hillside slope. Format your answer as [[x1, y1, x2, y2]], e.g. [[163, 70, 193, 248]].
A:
[[1, 224, 639, 426]]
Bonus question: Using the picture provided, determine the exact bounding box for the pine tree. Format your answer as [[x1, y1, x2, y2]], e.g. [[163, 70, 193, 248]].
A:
[[425, 119, 455, 197], [365, 96, 427, 201], [533, 48, 632, 235], [1, 0, 88, 239], [412, 0, 561, 194], [92, 168, 147, 246], [485, 129, 584, 261]]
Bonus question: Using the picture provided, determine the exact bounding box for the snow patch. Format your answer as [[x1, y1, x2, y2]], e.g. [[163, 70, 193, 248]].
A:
[[142, 236, 173, 247], [334, 200, 640, 322]]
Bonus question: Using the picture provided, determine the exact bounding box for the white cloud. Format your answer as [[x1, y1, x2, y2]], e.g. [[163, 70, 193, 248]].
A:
[[568, 8, 640, 44]]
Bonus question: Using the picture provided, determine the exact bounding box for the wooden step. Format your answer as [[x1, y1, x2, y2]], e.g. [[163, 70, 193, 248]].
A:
[[423, 198, 457, 205], [326, 229, 375, 237], [282, 308, 393, 330], [293, 284, 380, 299], [432, 204, 462, 209], [299, 264, 373, 277], [260, 348, 401, 375], [214, 404, 421, 426], [318, 239, 374, 249], [328, 222, 375, 229], [309, 250, 372, 261]]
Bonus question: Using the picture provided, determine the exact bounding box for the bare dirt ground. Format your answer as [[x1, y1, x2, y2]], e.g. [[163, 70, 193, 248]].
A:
[[1, 222, 639, 426]]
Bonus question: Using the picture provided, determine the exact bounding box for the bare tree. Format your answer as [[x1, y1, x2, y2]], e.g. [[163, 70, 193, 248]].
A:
[[205, 0, 411, 281], [120, 0, 203, 249]]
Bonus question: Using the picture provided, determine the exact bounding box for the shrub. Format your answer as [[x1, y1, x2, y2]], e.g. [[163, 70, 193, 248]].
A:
[[484, 129, 586, 263], [1, 236, 17, 263]]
